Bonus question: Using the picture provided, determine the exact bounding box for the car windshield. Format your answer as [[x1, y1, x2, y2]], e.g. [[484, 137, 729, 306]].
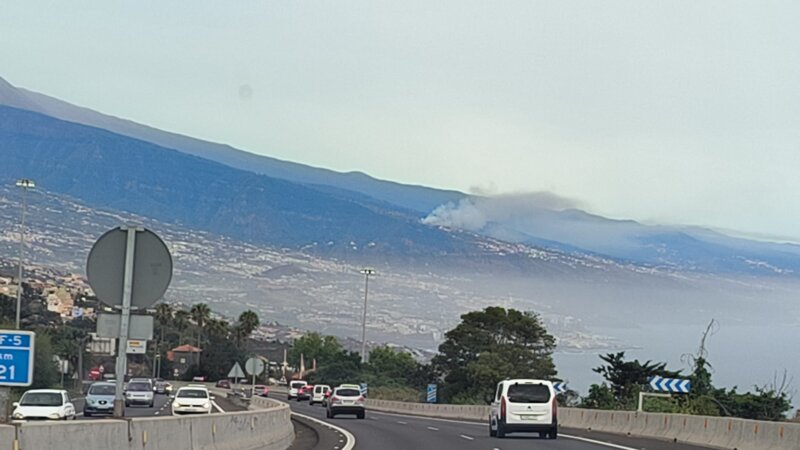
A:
[[291, 382, 306, 389], [177, 389, 208, 398], [127, 382, 151, 391], [89, 385, 116, 395], [507, 384, 550, 403], [20, 392, 62, 406], [335, 388, 360, 397], [255, 385, 266, 390]]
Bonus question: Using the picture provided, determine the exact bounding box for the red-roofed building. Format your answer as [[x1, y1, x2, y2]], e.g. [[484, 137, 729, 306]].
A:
[[167, 344, 202, 377]]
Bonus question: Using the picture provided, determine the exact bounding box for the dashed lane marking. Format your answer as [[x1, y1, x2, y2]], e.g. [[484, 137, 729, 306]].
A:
[[427, 426, 439, 431], [459, 435, 474, 441]]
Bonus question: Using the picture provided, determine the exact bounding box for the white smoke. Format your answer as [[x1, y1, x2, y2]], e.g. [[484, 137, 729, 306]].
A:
[[422, 192, 580, 231]]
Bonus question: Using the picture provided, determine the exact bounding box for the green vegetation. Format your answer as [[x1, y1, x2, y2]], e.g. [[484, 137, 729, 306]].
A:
[[433, 307, 557, 404]]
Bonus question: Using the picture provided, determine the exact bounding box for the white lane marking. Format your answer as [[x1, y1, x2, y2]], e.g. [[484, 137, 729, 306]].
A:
[[370, 410, 639, 450], [427, 426, 439, 431], [211, 401, 225, 413], [561, 435, 638, 450], [459, 434, 474, 441], [397, 421, 407, 425]]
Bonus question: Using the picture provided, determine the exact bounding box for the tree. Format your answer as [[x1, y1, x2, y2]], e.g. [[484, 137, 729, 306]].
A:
[[433, 307, 557, 404], [365, 346, 418, 386], [289, 332, 344, 367], [174, 310, 190, 345], [206, 318, 230, 339], [313, 351, 362, 386], [238, 310, 260, 336], [155, 303, 173, 344], [592, 352, 681, 407], [190, 304, 211, 343]]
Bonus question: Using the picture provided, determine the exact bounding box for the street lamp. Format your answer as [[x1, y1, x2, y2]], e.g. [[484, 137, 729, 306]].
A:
[[14, 178, 35, 330], [359, 268, 375, 364]]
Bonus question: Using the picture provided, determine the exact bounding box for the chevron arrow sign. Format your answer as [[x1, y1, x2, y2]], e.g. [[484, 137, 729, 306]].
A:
[[553, 382, 568, 394], [648, 376, 691, 394]]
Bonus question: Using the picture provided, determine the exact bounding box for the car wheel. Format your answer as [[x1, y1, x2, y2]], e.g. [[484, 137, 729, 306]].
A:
[[326, 410, 332, 419], [549, 427, 558, 439], [149, 402, 154, 408], [489, 422, 496, 437], [84, 411, 92, 418], [357, 412, 365, 420]]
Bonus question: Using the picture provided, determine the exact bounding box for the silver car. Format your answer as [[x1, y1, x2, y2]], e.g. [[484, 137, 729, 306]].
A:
[[125, 380, 154, 407], [84, 382, 116, 416]]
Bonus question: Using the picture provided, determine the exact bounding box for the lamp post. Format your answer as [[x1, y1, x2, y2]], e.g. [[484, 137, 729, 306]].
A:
[[14, 178, 35, 330], [359, 268, 375, 364]]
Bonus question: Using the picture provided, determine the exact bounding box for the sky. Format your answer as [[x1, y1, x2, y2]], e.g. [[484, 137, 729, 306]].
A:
[[2, 1, 800, 240]]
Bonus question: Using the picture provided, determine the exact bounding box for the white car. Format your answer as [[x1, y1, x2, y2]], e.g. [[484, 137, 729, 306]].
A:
[[12, 389, 76, 421], [326, 386, 365, 419], [171, 386, 214, 415], [125, 380, 155, 407], [310, 384, 330, 406], [489, 379, 557, 439], [287, 380, 307, 400]]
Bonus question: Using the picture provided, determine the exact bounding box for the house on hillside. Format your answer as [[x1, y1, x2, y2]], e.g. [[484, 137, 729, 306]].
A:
[[167, 344, 202, 377]]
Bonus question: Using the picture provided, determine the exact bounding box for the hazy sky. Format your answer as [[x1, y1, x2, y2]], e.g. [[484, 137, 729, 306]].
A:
[[2, 1, 800, 240]]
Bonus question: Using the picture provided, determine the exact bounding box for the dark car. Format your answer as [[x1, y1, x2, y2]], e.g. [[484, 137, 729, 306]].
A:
[[215, 379, 231, 389], [297, 384, 314, 401]]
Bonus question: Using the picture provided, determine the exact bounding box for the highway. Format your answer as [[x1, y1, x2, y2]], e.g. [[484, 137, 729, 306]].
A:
[[274, 393, 714, 450], [75, 391, 241, 420]]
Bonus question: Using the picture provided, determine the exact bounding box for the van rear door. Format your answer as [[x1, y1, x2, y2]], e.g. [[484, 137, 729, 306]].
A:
[[505, 382, 553, 425]]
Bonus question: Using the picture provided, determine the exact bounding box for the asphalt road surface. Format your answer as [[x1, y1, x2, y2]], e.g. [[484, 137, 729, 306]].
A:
[[274, 393, 714, 450]]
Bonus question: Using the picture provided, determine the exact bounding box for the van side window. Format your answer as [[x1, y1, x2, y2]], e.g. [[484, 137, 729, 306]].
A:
[[495, 383, 503, 401]]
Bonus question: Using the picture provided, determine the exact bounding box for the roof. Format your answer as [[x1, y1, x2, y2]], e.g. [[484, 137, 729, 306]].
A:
[[23, 389, 66, 394], [171, 344, 202, 353]]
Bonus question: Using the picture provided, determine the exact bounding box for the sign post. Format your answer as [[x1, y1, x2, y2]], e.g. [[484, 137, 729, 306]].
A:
[[0, 330, 35, 423], [245, 357, 265, 398], [639, 376, 692, 412], [86, 226, 173, 417]]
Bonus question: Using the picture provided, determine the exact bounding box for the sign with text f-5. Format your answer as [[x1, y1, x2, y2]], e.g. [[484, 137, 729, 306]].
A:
[[0, 330, 35, 386]]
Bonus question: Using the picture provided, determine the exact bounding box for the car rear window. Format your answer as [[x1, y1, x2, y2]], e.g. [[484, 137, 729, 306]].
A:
[[89, 384, 116, 395], [335, 388, 360, 397], [291, 382, 306, 389], [507, 383, 551, 403], [177, 389, 208, 398], [127, 382, 151, 391]]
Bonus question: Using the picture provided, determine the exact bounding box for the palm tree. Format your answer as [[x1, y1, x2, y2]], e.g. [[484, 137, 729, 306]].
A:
[[206, 318, 230, 339], [174, 310, 190, 345], [238, 310, 260, 336], [155, 303, 173, 344], [190, 303, 211, 366]]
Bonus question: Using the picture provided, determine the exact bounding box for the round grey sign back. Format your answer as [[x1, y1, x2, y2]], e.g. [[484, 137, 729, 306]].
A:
[[86, 227, 173, 309]]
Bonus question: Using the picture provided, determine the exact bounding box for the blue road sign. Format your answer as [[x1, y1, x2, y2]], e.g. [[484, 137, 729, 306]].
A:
[[0, 330, 35, 387], [649, 376, 691, 394], [553, 382, 568, 394], [427, 384, 437, 403], [359, 383, 368, 397]]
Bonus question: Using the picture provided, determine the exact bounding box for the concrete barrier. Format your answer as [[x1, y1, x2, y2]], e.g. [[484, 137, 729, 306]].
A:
[[12, 398, 294, 450], [367, 399, 800, 450]]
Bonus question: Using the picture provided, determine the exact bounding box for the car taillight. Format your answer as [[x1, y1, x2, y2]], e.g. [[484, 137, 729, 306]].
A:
[[552, 399, 558, 419], [500, 396, 507, 420], [331, 396, 340, 404], [357, 396, 365, 403]]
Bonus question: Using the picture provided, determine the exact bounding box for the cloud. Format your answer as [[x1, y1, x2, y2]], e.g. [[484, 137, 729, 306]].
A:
[[422, 192, 580, 231]]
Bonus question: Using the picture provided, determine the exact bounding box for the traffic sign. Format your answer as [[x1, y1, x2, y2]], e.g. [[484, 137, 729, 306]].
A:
[[649, 376, 691, 394], [87, 227, 173, 309], [245, 357, 265, 376], [359, 383, 368, 397], [426, 384, 437, 403], [553, 382, 568, 394], [0, 330, 35, 387], [228, 362, 246, 379]]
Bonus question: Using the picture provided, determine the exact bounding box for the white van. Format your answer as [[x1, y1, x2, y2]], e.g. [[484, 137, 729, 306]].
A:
[[310, 384, 330, 406], [287, 380, 308, 400], [489, 379, 557, 439]]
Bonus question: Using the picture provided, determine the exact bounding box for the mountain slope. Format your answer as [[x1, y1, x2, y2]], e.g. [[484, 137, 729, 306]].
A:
[[0, 76, 465, 214], [0, 105, 469, 256]]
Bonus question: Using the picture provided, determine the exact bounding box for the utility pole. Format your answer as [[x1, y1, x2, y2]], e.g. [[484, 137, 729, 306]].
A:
[[14, 179, 35, 330], [359, 268, 375, 364]]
